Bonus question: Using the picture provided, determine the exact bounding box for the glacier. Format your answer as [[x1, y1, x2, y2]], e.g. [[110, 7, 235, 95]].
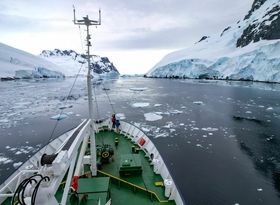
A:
[[147, 0, 280, 82], [0, 43, 64, 79]]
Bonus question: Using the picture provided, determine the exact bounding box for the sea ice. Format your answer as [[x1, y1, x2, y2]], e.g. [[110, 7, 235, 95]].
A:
[[0, 156, 10, 164], [0, 119, 9, 123], [141, 127, 150, 132], [170, 110, 183, 114], [163, 122, 174, 128], [50, 113, 68, 120], [154, 104, 162, 107], [144, 113, 163, 121], [266, 107, 273, 111], [129, 87, 148, 91], [170, 129, 176, 133], [116, 113, 126, 120], [132, 103, 150, 108], [154, 133, 169, 138], [13, 162, 23, 168], [0, 156, 13, 165], [202, 127, 219, 132], [193, 101, 204, 105]]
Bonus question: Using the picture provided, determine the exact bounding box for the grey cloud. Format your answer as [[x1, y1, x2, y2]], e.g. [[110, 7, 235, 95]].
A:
[[0, 0, 254, 51]]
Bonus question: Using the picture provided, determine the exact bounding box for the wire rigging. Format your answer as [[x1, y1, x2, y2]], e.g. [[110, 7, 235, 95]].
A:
[[43, 24, 87, 154]]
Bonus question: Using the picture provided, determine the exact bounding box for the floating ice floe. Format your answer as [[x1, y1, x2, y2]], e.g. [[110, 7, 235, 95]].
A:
[[196, 144, 203, 148], [163, 122, 174, 128], [266, 107, 273, 111], [59, 105, 73, 110], [132, 102, 150, 108], [154, 133, 169, 138], [193, 101, 204, 105], [50, 113, 68, 120], [141, 127, 150, 132], [155, 111, 169, 115], [154, 104, 162, 107], [129, 87, 148, 91], [169, 129, 176, 133], [245, 111, 252, 114], [144, 113, 163, 121], [13, 162, 23, 168], [202, 127, 219, 132], [0, 156, 13, 165], [169, 110, 183, 114], [257, 188, 263, 192], [116, 113, 126, 120], [0, 119, 10, 123]]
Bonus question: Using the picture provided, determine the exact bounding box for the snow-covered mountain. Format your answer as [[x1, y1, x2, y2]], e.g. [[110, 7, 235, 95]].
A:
[[147, 0, 280, 82], [40, 49, 120, 78], [0, 43, 64, 79]]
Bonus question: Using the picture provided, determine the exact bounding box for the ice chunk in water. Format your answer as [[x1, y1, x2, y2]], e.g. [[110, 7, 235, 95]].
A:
[[144, 113, 162, 121], [50, 113, 68, 120]]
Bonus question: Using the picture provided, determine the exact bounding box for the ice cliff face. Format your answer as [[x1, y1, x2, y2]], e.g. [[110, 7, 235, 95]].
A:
[[40, 49, 120, 78], [147, 0, 280, 82], [0, 43, 64, 79]]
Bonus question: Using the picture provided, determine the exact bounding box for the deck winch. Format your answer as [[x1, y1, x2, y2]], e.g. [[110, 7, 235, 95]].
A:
[[100, 144, 114, 164]]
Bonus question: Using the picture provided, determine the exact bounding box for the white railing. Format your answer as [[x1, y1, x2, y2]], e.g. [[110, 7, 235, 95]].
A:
[[0, 119, 90, 204]]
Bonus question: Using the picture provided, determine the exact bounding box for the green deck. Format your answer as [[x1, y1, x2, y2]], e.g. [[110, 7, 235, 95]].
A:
[[94, 130, 175, 205], [1, 130, 175, 205]]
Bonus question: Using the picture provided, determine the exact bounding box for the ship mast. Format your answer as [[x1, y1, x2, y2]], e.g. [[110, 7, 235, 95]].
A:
[[73, 7, 101, 176]]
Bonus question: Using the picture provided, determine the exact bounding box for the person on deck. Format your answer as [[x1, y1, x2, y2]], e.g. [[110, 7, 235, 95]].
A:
[[115, 116, 120, 133], [111, 114, 116, 130]]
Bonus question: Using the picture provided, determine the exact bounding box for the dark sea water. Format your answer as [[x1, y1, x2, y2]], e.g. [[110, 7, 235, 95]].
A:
[[1, 77, 280, 205]]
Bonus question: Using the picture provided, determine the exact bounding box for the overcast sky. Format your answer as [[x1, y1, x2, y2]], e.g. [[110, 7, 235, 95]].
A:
[[0, 0, 253, 74]]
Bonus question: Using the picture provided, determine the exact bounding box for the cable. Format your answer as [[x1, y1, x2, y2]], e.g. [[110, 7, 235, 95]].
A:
[[12, 174, 43, 205], [31, 176, 50, 205], [102, 83, 116, 114], [42, 21, 88, 155], [93, 86, 100, 119], [42, 62, 85, 155]]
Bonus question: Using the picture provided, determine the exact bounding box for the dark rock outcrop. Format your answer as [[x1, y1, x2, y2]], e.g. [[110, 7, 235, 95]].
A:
[[237, 2, 280, 47]]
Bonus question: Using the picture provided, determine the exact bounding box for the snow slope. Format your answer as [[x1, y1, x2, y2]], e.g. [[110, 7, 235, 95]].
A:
[[0, 43, 64, 79], [147, 0, 280, 82], [40, 49, 120, 78]]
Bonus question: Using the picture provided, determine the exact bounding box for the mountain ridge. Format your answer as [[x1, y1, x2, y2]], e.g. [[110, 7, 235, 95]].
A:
[[40, 49, 120, 78], [147, 0, 280, 82]]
